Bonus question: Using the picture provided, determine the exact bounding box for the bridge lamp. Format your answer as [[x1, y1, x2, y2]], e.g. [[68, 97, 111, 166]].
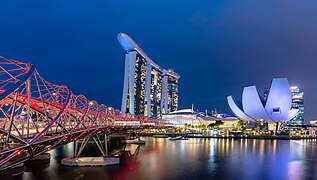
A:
[[52, 93, 57, 96], [16, 150, 22, 156], [89, 101, 94, 105]]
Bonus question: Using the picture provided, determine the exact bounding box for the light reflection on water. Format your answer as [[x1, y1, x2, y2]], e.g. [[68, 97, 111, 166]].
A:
[[21, 138, 317, 180]]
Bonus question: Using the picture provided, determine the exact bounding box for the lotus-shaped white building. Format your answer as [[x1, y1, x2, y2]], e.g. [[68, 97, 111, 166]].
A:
[[227, 78, 299, 123]]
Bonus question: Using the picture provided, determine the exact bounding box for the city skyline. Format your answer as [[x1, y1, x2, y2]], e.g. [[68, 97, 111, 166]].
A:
[[0, 1, 317, 122]]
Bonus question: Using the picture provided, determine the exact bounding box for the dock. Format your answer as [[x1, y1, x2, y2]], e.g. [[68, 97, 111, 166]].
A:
[[61, 157, 120, 167]]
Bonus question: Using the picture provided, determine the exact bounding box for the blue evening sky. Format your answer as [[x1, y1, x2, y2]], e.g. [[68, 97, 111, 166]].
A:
[[1, 1, 317, 122]]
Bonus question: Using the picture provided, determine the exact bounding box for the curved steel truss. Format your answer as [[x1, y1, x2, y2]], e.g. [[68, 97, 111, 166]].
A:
[[0, 56, 153, 170]]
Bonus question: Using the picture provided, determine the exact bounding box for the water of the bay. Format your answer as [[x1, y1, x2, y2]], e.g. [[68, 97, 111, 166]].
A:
[[20, 137, 317, 180]]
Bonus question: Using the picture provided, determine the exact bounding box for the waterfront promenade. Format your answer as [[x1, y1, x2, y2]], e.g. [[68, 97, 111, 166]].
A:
[[140, 132, 317, 140]]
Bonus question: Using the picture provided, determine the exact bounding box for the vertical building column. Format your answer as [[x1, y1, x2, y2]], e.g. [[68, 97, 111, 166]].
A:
[[128, 52, 137, 116], [161, 75, 168, 115], [145, 63, 152, 118], [120, 54, 129, 117], [120, 51, 137, 117]]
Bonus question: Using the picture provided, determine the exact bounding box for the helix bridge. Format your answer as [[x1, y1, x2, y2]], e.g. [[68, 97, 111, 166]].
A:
[[0, 56, 156, 170]]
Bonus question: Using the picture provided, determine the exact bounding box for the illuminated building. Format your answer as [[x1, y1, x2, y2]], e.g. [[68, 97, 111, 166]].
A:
[[227, 78, 299, 123], [167, 73, 179, 112], [286, 86, 304, 125], [118, 32, 180, 118], [263, 87, 269, 101], [161, 108, 238, 127]]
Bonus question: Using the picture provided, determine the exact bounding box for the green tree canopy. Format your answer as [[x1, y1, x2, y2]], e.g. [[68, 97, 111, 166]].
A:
[[237, 120, 246, 128]]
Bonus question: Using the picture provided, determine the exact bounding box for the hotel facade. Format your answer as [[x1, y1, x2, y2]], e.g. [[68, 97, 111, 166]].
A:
[[117, 33, 180, 118]]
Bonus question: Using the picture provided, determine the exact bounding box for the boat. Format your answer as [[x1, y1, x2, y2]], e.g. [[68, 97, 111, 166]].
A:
[[121, 139, 146, 144], [187, 134, 204, 138], [169, 136, 188, 140], [153, 134, 169, 138]]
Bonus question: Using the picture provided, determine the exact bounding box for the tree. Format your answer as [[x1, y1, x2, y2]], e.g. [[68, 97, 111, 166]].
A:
[[215, 120, 224, 126], [237, 120, 246, 129], [208, 120, 224, 129], [208, 123, 216, 129]]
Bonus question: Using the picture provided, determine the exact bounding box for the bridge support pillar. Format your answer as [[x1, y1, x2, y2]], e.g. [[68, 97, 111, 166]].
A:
[[74, 140, 78, 158], [0, 163, 24, 177], [24, 153, 50, 169], [105, 134, 108, 158], [29, 153, 50, 161], [61, 134, 119, 167]]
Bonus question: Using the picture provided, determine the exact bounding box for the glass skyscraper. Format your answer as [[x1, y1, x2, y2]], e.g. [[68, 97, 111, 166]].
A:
[[286, 86, 304, 125]]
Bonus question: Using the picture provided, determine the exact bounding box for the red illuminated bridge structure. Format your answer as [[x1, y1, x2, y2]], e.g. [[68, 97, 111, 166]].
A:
[[0, 56, 161, 170]]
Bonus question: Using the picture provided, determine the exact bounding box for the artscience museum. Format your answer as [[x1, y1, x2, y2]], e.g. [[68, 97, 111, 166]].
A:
[[227, 78, 299, 124]]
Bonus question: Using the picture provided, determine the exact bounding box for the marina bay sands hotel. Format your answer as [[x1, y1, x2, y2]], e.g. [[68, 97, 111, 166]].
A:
[[117, 33, 180, 118]]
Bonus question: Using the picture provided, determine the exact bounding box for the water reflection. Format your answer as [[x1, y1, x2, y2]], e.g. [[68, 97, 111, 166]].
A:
[[208, 138, 217, 174], [288, 160, 303, 180], [18, 138, 317, 180]]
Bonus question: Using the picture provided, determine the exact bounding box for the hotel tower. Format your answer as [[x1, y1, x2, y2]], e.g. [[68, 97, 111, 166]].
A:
[[117, 33, 180, 118]]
